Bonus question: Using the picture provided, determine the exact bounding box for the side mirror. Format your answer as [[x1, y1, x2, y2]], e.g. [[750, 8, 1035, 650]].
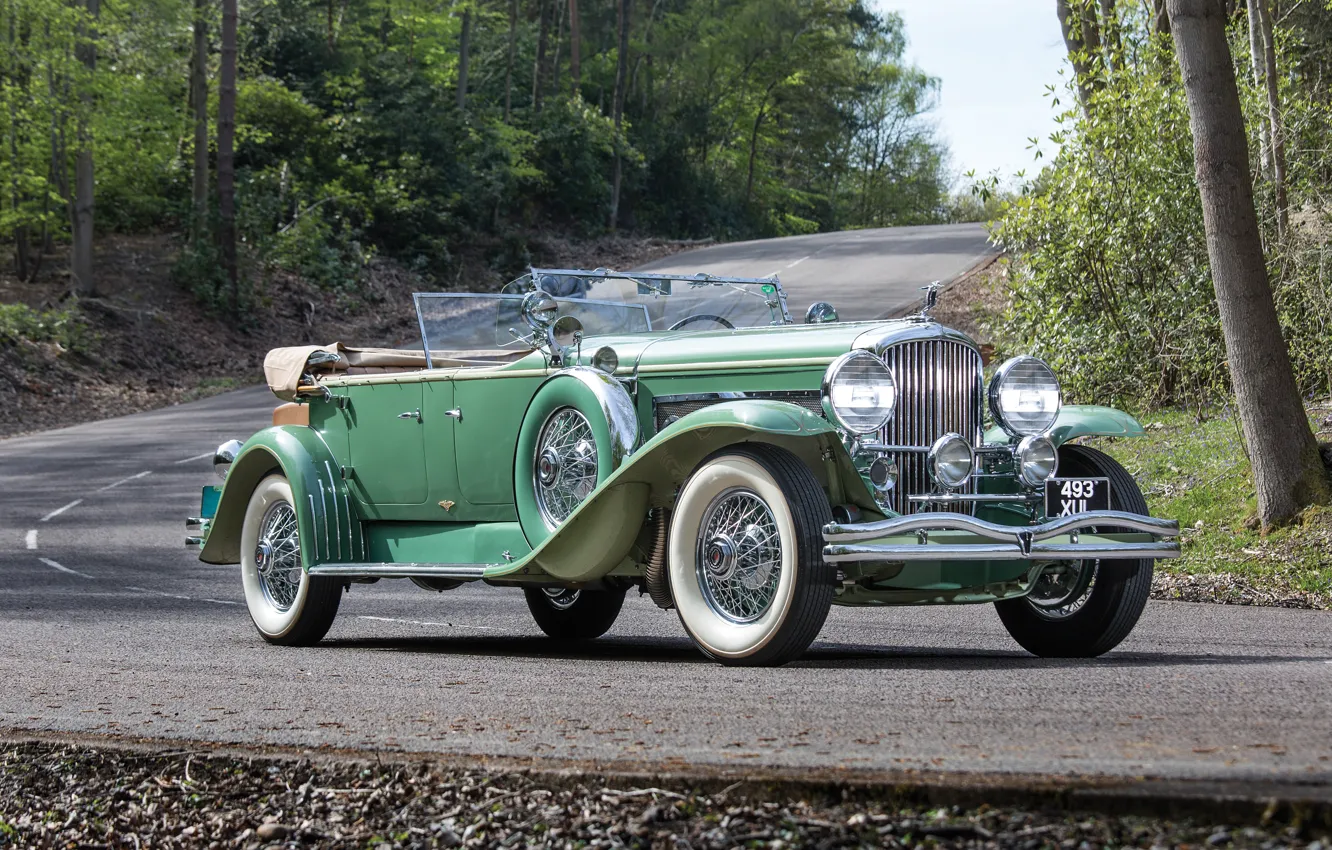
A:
[[550, 315, 583, 349], [805, 301, 838, 324], [522, 291, 559, 330]]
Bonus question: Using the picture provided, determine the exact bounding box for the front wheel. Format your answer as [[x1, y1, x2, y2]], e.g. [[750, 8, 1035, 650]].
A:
[[240, 474, 342, 646], [523, 586, 625, 640], [995, 445, 1154, 658], [669, 444, 834, 667]]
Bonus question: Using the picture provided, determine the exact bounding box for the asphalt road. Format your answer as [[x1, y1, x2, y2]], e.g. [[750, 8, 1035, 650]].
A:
[[633, 222, 996, 321], [3, 225, 1330, 789]]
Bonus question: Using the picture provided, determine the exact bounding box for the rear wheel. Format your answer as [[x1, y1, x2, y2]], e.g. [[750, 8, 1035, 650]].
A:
[[995, 445, 1154, 657], [668, 444, 834, 667], [523, 586, 625, 640], [240, 474, 342, 646]]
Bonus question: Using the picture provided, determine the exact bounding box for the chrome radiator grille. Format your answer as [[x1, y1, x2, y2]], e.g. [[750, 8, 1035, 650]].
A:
[[879, 339, 984, 514], [653, 391, 822, 433]]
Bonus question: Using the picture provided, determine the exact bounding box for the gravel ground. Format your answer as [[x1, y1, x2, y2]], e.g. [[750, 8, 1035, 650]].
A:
[[2, 742, 1329, 850]]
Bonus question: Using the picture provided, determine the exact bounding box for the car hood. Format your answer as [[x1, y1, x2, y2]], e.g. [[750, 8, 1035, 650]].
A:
[[581, 320, 918, 371]]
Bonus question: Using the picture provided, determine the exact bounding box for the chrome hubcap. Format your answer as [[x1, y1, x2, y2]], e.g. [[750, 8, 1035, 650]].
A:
[[534, 408, 598, 528], [695, 488, 782, 623], [255, 501, 301, 612]]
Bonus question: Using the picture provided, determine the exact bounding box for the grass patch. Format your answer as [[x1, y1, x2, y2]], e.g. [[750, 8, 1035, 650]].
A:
[[1088, 405, 1332, 606]]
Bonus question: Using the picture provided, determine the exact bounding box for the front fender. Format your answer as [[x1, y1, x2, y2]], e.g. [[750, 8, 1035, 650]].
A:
[[984, 404, 1145, 447], [523, 400, 876, 581], [199, 426, 363, 569]]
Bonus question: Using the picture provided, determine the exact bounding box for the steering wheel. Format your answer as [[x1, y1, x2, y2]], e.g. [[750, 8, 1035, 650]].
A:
[[668, 314, 735, 331]]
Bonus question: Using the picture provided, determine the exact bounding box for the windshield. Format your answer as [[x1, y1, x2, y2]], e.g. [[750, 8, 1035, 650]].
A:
[[506, 269, 792, 333], [413, 269, 792, 362]]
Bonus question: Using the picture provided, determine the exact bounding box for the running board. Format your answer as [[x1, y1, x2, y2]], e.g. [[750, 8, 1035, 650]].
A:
[[308, 563, 489, 580]]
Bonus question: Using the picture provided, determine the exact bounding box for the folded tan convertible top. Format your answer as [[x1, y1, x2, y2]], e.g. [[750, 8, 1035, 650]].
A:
[[263, 343, 520, 401]]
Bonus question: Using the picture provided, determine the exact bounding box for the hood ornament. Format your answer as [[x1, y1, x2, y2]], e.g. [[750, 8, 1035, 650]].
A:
[[910, 281, 942, 322]]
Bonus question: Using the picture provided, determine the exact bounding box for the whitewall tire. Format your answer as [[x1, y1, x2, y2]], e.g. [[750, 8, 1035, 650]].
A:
[[668, 444, 834, 666], [240, 474, 342, 645]]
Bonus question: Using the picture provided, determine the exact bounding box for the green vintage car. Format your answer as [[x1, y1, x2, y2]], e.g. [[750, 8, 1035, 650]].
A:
[[190, 268, 1179, 666]]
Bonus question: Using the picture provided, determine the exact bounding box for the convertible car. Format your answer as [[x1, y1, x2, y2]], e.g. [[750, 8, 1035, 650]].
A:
[[189, 268, 1179, 666]]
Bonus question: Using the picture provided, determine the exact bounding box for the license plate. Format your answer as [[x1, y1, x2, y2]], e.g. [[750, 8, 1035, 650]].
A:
[[1045, 477, 1110, 517]]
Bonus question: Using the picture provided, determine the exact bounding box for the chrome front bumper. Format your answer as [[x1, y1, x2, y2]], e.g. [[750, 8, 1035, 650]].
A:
[[823, 511, 1181, 563]]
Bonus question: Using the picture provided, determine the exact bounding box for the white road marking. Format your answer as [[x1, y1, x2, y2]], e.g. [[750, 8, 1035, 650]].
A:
[[123, 585, 241, 606], [39, 558, 95, 580], [174, 451, 215, 464], [25, 530, 38, 550], [41, 499, 83, 522], [356, 615, 501, 631], [784, 255, 809, 269], [98, 470, 152, 492]]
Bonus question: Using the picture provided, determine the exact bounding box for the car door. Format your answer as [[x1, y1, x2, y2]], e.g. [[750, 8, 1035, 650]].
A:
[[345, 380, 428, 516]]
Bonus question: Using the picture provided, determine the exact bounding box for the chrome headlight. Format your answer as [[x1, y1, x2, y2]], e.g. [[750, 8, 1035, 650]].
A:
[[1015, 434, 1058, 487], [988, 356, 1061, 436], [927, 433, 974, 489], [821, 351, 897, 435], [213, 439, 244, 480]]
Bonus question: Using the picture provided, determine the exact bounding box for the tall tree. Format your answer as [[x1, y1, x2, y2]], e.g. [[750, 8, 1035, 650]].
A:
[[218, 0, 238, 309], [607, 0, 629, 231], [504, 0, 517, 120], [1251, 0, 1287, 238], [1056, 0, 1103, 114], [71, 0, 99, 296], [1166, 0, 1330, 528], [532, 0, 550, 113], [567, 0, 580, 95], [457, 5, 472, 112], [191, 0, 209, 240]]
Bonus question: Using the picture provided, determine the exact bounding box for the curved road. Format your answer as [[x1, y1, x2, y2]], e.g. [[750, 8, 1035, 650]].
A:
[[3, 226, 1330, 791]]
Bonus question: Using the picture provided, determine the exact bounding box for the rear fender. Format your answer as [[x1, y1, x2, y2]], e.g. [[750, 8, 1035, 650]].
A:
[[198, 426, 363, 569], [984, 404, 1145, 447], [526, 400, 876, 581]]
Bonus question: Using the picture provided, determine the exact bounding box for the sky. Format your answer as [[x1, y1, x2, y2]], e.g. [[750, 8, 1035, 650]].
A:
[[879, 0, 1071, 189]]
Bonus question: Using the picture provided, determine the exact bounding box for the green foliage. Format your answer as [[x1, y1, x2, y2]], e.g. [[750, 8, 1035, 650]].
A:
[[993, 10, 1332, 411], [0, 302, 89, 353]]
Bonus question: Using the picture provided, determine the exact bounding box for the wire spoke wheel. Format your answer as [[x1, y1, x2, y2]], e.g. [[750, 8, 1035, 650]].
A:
[[1027, 559, 1098, 619], [254, 501, 302, 612], [534, 407, 598, 528], [695, 487, 782, 623], [541, 587, 582, 610]]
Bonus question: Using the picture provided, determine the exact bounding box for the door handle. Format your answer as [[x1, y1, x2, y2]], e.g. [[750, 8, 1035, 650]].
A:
[[397, 409, 422, 422], [444, 408, 463, 421]]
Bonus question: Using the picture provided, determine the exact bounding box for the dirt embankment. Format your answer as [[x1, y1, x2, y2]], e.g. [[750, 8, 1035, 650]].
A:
[[0, 234, 696, 439]]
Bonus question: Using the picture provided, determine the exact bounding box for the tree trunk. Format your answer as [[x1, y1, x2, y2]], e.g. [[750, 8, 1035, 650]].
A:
[[457, 6, 471, 112], [532, 0, 550, 113], [744, 100, 769, 206], [1056, 0, 1101, 114], [1246, 0, 1270, 176], [608, 0, 630, 232], [192, 0, 209, 240], [1150, 0, 1170, 35], [567, 0, 580, 96], [1098, 0, 1120, 70], [70, 0, 98, 297], [1254, 0, 1287, 238], [1167, 0, 1330, 528], [218, 0, 238, 310], [504, 0, 516, 120]]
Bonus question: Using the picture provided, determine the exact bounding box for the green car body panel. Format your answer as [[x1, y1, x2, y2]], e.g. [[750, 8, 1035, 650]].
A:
[[197, 275, 1177, 612]]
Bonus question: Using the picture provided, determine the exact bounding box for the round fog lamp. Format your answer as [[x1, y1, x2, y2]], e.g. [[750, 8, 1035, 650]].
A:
[[1016, 435, 1059, 487], [927, 433, 974, 489], [868, 457, 897, 492], [590, 346, 619, 374], [213, 439, 245, 481]]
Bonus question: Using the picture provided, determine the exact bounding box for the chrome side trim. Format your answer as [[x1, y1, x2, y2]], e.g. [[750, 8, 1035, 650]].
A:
[[308, 563, 489, 579], [823, 510, 1180, 544], [538, 366, 639, 467], [908, 493, 1036, 504]]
